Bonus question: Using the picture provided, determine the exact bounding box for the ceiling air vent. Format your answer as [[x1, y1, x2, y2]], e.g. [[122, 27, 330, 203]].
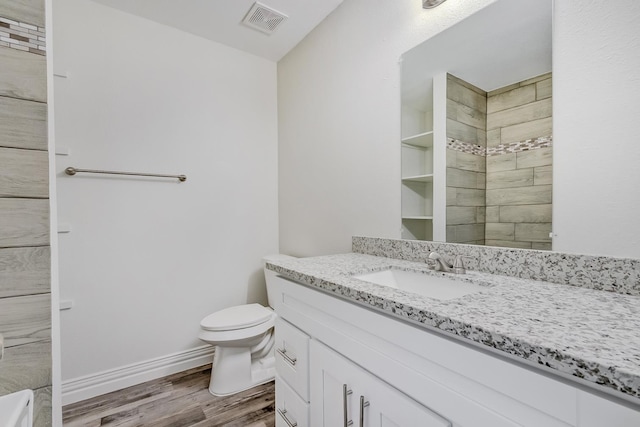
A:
[[242, 2, 288, 35]]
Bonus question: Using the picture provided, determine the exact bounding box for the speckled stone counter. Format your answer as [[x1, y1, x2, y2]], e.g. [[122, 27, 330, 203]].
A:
[[266, 252, 640, 403], [353, 236, 640, 296]]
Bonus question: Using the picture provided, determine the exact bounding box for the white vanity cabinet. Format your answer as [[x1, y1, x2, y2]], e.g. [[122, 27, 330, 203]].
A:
[[311, 339, 451, 427], [272, 274, 640, 427]]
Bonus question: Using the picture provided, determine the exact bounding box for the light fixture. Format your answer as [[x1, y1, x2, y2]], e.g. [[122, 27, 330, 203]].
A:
[[423, 0, 448, 8]]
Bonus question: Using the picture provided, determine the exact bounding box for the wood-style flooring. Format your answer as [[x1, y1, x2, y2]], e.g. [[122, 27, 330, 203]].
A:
[[62, 365, 275, 427]]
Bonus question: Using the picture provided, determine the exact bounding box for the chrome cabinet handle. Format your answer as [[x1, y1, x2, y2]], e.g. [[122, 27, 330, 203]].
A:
[[359, 396, 370, 427], [277, 348, 297, 366], [277, 408, 298, 427], [343, 384, 353, 426]]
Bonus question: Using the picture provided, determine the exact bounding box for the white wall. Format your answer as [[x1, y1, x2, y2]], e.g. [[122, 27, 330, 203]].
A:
[[279, 0, 640, 259], [278, 0, 496, 256], [553, 0, 640, 259], [53, 0, 278, 387]]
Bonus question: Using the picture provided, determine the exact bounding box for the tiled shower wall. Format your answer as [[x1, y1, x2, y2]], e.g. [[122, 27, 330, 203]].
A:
[[485, 73, 553, 249], [0, 0, 52, 426], [445, 74, 486, 245], [444, 73, 552, 250]]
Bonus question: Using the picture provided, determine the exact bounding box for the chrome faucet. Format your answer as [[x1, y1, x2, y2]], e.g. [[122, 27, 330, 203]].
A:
[[428, 252, 453, 272], [429, 252, 469, 274]]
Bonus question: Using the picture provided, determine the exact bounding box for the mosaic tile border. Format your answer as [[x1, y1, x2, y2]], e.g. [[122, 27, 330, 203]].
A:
[[486, 136, 553, 156], [447, 138, 485, 156], [447, 135, 553, 157], [0, 16, 45, 56]]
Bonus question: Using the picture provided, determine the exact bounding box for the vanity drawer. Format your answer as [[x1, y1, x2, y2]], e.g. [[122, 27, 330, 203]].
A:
[[275, 317, 310, 401], [276, 375, 310, 427]]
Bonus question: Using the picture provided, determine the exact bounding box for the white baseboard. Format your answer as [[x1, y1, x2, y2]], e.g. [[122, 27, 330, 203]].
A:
[[61, 345, 215, 406]]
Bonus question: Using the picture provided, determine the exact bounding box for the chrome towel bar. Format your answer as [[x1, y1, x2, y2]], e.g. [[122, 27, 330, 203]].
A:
[[65, 167, 186, 182]]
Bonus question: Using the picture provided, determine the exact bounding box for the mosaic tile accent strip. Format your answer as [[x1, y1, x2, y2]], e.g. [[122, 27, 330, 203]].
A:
[[0, 16, 45, 56], [486, 135, 553, 156], [266, 252, 640, 401], [352, 236, 640, 296], [447, 136, 553, 157], [446, 138, 485, 156]]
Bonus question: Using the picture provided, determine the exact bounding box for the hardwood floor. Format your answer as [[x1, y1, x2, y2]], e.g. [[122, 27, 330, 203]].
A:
[[62, 365, 275, 427]]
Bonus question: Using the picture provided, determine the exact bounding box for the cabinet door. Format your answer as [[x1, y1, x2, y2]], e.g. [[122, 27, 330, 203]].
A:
[[358, 369, 451, 427], [310, 340, 451, 427], [577, 390, 640, 427], [310, 339, 359, 426]]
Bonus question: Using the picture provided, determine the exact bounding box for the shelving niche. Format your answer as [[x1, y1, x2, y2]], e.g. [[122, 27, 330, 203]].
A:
[[401, 83, 434, 241]]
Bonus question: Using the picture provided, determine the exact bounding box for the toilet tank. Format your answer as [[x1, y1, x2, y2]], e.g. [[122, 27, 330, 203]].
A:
[[263, 254, 296, 308]]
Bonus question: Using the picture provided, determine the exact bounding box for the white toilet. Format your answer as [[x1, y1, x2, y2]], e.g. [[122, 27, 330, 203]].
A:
[[198, 254, 294, 396]]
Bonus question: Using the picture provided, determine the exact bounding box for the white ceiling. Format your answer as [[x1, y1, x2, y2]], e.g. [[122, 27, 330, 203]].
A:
[[91, 0, 344, 62]]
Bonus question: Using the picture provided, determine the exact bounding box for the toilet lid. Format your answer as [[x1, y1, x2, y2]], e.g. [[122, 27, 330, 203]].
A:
[[200, 303, 273, 331]]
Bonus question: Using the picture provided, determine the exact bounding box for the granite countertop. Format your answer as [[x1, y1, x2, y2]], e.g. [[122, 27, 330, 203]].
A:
[[266, 253, 640, 401]]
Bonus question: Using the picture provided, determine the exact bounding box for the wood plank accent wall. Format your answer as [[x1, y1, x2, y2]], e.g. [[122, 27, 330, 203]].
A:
[[0, 97, 48, 150], [446, 74, 487, 246], [0, 47, 47, 102], [444, 73, 553, 251], [0, 0, 46, 28], [485, 73, 553, 250], [0, 0, 51, 425]]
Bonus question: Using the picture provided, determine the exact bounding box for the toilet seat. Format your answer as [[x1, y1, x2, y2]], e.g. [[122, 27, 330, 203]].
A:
[[199, 304, 276, 346], [201, 303, 274, 331], [198, 317, 275, 345]]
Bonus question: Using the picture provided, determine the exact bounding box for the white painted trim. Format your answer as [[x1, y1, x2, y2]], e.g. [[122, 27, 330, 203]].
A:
[[431, 72, 447, 242], [46, 0, 62, 422], [61, 345, 215, 406]]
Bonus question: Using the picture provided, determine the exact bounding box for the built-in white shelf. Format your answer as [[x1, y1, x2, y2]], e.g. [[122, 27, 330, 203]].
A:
[[401, 174, 433, 183], [401, 131, 433, 148], [402, 216, 433, 220], [401, 81, 438, 241]]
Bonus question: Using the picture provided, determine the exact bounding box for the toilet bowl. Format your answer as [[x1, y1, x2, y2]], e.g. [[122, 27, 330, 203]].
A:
[[198, 254, 294, 396]]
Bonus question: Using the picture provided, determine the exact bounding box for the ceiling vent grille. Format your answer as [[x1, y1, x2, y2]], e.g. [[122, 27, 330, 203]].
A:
[[242, 2, 288, 35]]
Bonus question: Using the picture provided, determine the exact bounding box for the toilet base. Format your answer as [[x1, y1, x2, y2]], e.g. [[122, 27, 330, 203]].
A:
[[208, 346, 275, 396]]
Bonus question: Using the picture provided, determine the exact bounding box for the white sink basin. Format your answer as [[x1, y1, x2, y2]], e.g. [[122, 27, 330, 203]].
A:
[[354, 268, 487, 300], [0, 390, 33, 427]]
